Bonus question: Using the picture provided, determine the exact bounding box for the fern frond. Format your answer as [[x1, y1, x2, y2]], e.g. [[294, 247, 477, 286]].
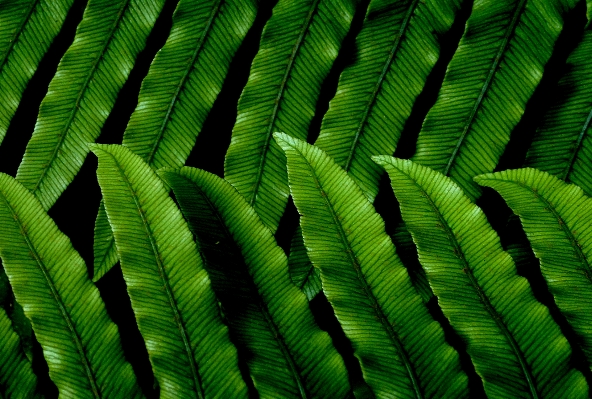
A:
[[0, 173, 142, 398], [476, 168, 592, 369], [375, 156, 587, 398], [525, 28, 592, 196], [412, 0, 577, 200], [0, 0, 74, 142], [0, 307, 37, 399], [160, 166, 350, 398], [90, 144, 248, 398], [288, 225, 322, 301], [16, 0, 166, 211], [92, 0, 259, 282], [315, 0, 462, 200], [224, 0, 357, 232], [276, 133, 468, 399]]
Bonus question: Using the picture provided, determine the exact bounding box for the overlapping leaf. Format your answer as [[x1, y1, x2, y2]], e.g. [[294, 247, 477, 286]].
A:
[[315, 0, 462, 201], [288, 225, 322, 301], [374, 156, 587, 398], [224, 0, 357, 232], [16, 0, 166, 211], [93, 0, 259, 282], [413, 0, 577, 200], [0, 173, 142, 398], [90, 144, 248, 398], [0, 0, 74, 143], [276, 133, 468, 399], [160, 166, 350, 398], [0, 307, 37, 399], [476, 168, 592, 368], [525, 27, 592, 196]]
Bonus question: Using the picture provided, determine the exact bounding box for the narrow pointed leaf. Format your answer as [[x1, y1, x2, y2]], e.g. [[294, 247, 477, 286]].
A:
[[224, 0, 357, 232], [288, 226, 322, 301], [0, 307, 37, 399], [16, 0, 166, 211], [0, 0, 75, 142], [160, 166, 350, 398], [276, 133, 468, 399], [476, 168, 592, 368], [93, 0, 259, 281], [375, 156, 587, 398], [0, 173, 142, 398], [315, 0, 462, 200], [90, 144, 248, 399], [525, 28, 592, 196], [412, 0, 577, 200]]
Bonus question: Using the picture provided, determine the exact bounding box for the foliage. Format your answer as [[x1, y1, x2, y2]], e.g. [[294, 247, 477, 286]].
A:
[[1, 0, 592, 398]]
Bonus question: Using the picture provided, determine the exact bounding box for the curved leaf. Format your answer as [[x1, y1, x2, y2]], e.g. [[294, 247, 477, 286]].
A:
[[525, 27, 592, 196], [0, 307, 37, 399], [224, 0, 357, 232], [93, 0, 259, 282], [90, 144, 248, 399], [0, 173, 142, 398], [16, 0, 166, 211], [374, 156, 587, 398], [476, 168, 592, 368], [412, 0, 577, 200], [315, 0, 462, 201], [276, 133, 468, 399], [288, 226, 322, 301], [0, 0, 74, 142], [160, 166, 350, 398]]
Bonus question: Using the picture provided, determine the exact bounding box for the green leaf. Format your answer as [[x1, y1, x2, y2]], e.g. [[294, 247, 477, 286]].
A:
[[0, 0, 75, 142], [525, 28, 592, 196], [224, 0, 357, 232], [90, 144, 248, 399], [374, 156, 587, 398], [288, 226, 322, 301], [276, 133, 468, 399], [412, 0, 577, 201], [16, 0, 166, 211], [476, 168, 592, 369], [159, 166, 350, 398], [0, 173, 142, 398], [93, 0, 259, 282], [0, 307, 37, 399], [315, 0, 462, 201]]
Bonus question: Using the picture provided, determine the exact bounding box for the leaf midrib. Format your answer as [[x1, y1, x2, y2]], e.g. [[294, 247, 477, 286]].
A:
[[30, 0, 132, 195], [563, 107, 592, 182], [402, 171, 539, 399], [249, 0, 322, 206], [109, 156, 204, 399], [185, 176, 310, 398], [343, 0, 420, 171], [0, 191, 100, 398], [0, 0, 41, 73], [294, 146, 424, 398], [145, 0, 225, 165], [443, 0, 528, 176]]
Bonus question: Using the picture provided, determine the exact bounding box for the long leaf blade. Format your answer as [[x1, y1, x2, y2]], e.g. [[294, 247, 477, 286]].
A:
[[412, 0, 577, 200], [276, 133, 468, 399], [0, 0, 75, 142], [0, 307, 38, 399], [93, 0, 259, 282], [160, 166, 350, 398], [315, 0, 462, 200], [90, 143, 248, 399], [16, 0, 166, 211], [0, 173, 142, 398], [476, 168, 592, 368], [224, 0, 357, 232], [374, 156, 587, 398], [525, 27, 592, 196]]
